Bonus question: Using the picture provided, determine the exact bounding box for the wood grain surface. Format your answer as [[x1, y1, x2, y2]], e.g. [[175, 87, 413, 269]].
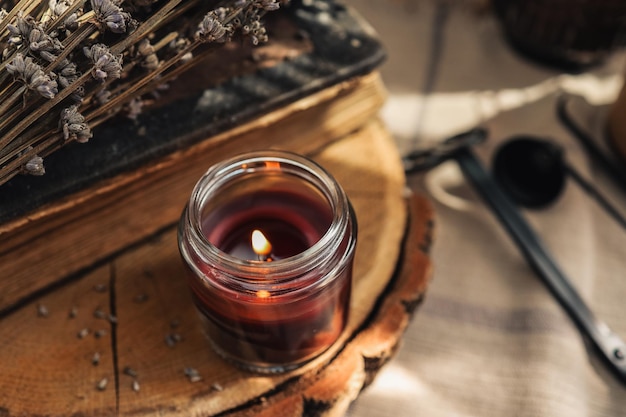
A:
[[0, 120, 434, 417]]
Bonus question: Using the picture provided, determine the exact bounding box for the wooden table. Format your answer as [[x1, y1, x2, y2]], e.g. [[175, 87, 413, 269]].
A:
[[0, 120, 433, 417]]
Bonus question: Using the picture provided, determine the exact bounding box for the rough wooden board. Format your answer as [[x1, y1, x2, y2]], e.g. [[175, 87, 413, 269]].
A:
[[0, 266, 117, 417], [0, 72, 386, 315], [0, 120, 432, 417]]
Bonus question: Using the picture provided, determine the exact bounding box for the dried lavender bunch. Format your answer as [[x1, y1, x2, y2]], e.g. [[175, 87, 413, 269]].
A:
[[0, 0, 284, 186]]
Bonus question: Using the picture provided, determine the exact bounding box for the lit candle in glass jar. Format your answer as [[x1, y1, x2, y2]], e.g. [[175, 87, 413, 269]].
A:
[[178, 151, 357, 373]]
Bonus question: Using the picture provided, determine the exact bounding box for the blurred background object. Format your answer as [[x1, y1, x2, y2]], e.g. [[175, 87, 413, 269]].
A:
[[493, 0, 626, 71], [343, 0, 626, 416], [609, 76, 626, 162]]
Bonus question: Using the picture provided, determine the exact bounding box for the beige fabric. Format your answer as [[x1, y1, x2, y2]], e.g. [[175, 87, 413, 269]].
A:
[[344, 0, 626, 416]]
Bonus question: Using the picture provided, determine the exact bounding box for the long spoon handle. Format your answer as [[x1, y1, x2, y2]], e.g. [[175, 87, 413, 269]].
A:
[[564, 163, 626, 230], [455, 147, 626, 384]]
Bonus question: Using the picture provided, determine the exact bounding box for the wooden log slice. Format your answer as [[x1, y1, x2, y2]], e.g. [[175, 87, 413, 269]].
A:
[[0, 120, 434, 417]]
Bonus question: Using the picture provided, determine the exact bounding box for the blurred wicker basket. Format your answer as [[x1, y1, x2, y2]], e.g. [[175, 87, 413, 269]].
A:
[[493, 0, 626, 70]]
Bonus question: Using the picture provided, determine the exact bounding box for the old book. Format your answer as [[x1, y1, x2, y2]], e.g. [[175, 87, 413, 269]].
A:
[[0, 1, 387, 313]]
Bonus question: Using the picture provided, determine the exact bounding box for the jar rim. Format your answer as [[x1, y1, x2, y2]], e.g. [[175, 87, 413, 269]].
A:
[[183, 150, 352, 281]]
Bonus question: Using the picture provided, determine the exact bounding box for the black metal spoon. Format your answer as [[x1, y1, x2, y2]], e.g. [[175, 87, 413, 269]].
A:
[[403, 129, 626, 384], [493, 136, 626, 230], [454, 143, 626, 386]]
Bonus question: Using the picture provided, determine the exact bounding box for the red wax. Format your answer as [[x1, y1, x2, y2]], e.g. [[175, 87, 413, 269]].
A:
[[186, 188, 352, 369], [213, 218, 310, 260], [202, 189, 332, 259], [191, 276, 351, 366]]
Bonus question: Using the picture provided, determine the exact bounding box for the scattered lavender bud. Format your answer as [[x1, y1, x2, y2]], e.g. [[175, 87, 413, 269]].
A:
[[132, 380, 140, 392], [37, 304, 49, 317], [96, 377, 108, 391], [211, 383, 223, 392], [93, 308, 106, 319], [165, 333, 181, 347], [77, 328, 90, 339], [93, 284, 107, 293], [123, 366, 138, 378], [94, 329, 108, 339], [133, 293, 148, 303], [108, 314, 118, 324], [184, 367, 202, 383], [68, 307, 78, 319], [92, 352, 101, 366]]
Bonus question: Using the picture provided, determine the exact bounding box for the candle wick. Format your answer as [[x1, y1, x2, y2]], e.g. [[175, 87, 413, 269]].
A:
[[257, 254, 273, 262]]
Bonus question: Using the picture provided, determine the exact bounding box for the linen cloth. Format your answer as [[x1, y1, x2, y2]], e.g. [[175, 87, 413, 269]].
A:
[[344, 0, 626, 416]]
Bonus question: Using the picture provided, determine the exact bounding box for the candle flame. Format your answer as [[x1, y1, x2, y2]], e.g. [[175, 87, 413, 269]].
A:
[[251, 230, 272, 257]]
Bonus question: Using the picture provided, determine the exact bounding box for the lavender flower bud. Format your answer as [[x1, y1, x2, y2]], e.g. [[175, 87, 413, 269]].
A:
[[257, 0, 280, 11], [60, 106, 92, 143], [137, 39, 159, 70], [7, 54, 58, 99], [28, 28, 45, 48], [84, 44, 123, 81], [49, 0, 67, 14], [126, 98, 143, 120], [39, 51, 57, 62], [59, 60, 78, 77], [95, 89, 111, 104], [7, 24, 21, 36], [18, 147, 45, 176], [32, 75, 58, 99], [7, 15, 36, 48], [25, 23, 63, 62], [49, 0, 79, 30], [7, 18, 29, 47], [6, 54, 28, 76], [63, 14, 78, 30], [105, 13, 126, 33], [54, 59, 78, 89], [24, 155, 45, 176], [91, 0, 131, 34], [195, 9, 229, 43]]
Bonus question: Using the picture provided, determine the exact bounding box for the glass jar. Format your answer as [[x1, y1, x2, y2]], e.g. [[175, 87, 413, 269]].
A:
[[178, 151, 357, 373]]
